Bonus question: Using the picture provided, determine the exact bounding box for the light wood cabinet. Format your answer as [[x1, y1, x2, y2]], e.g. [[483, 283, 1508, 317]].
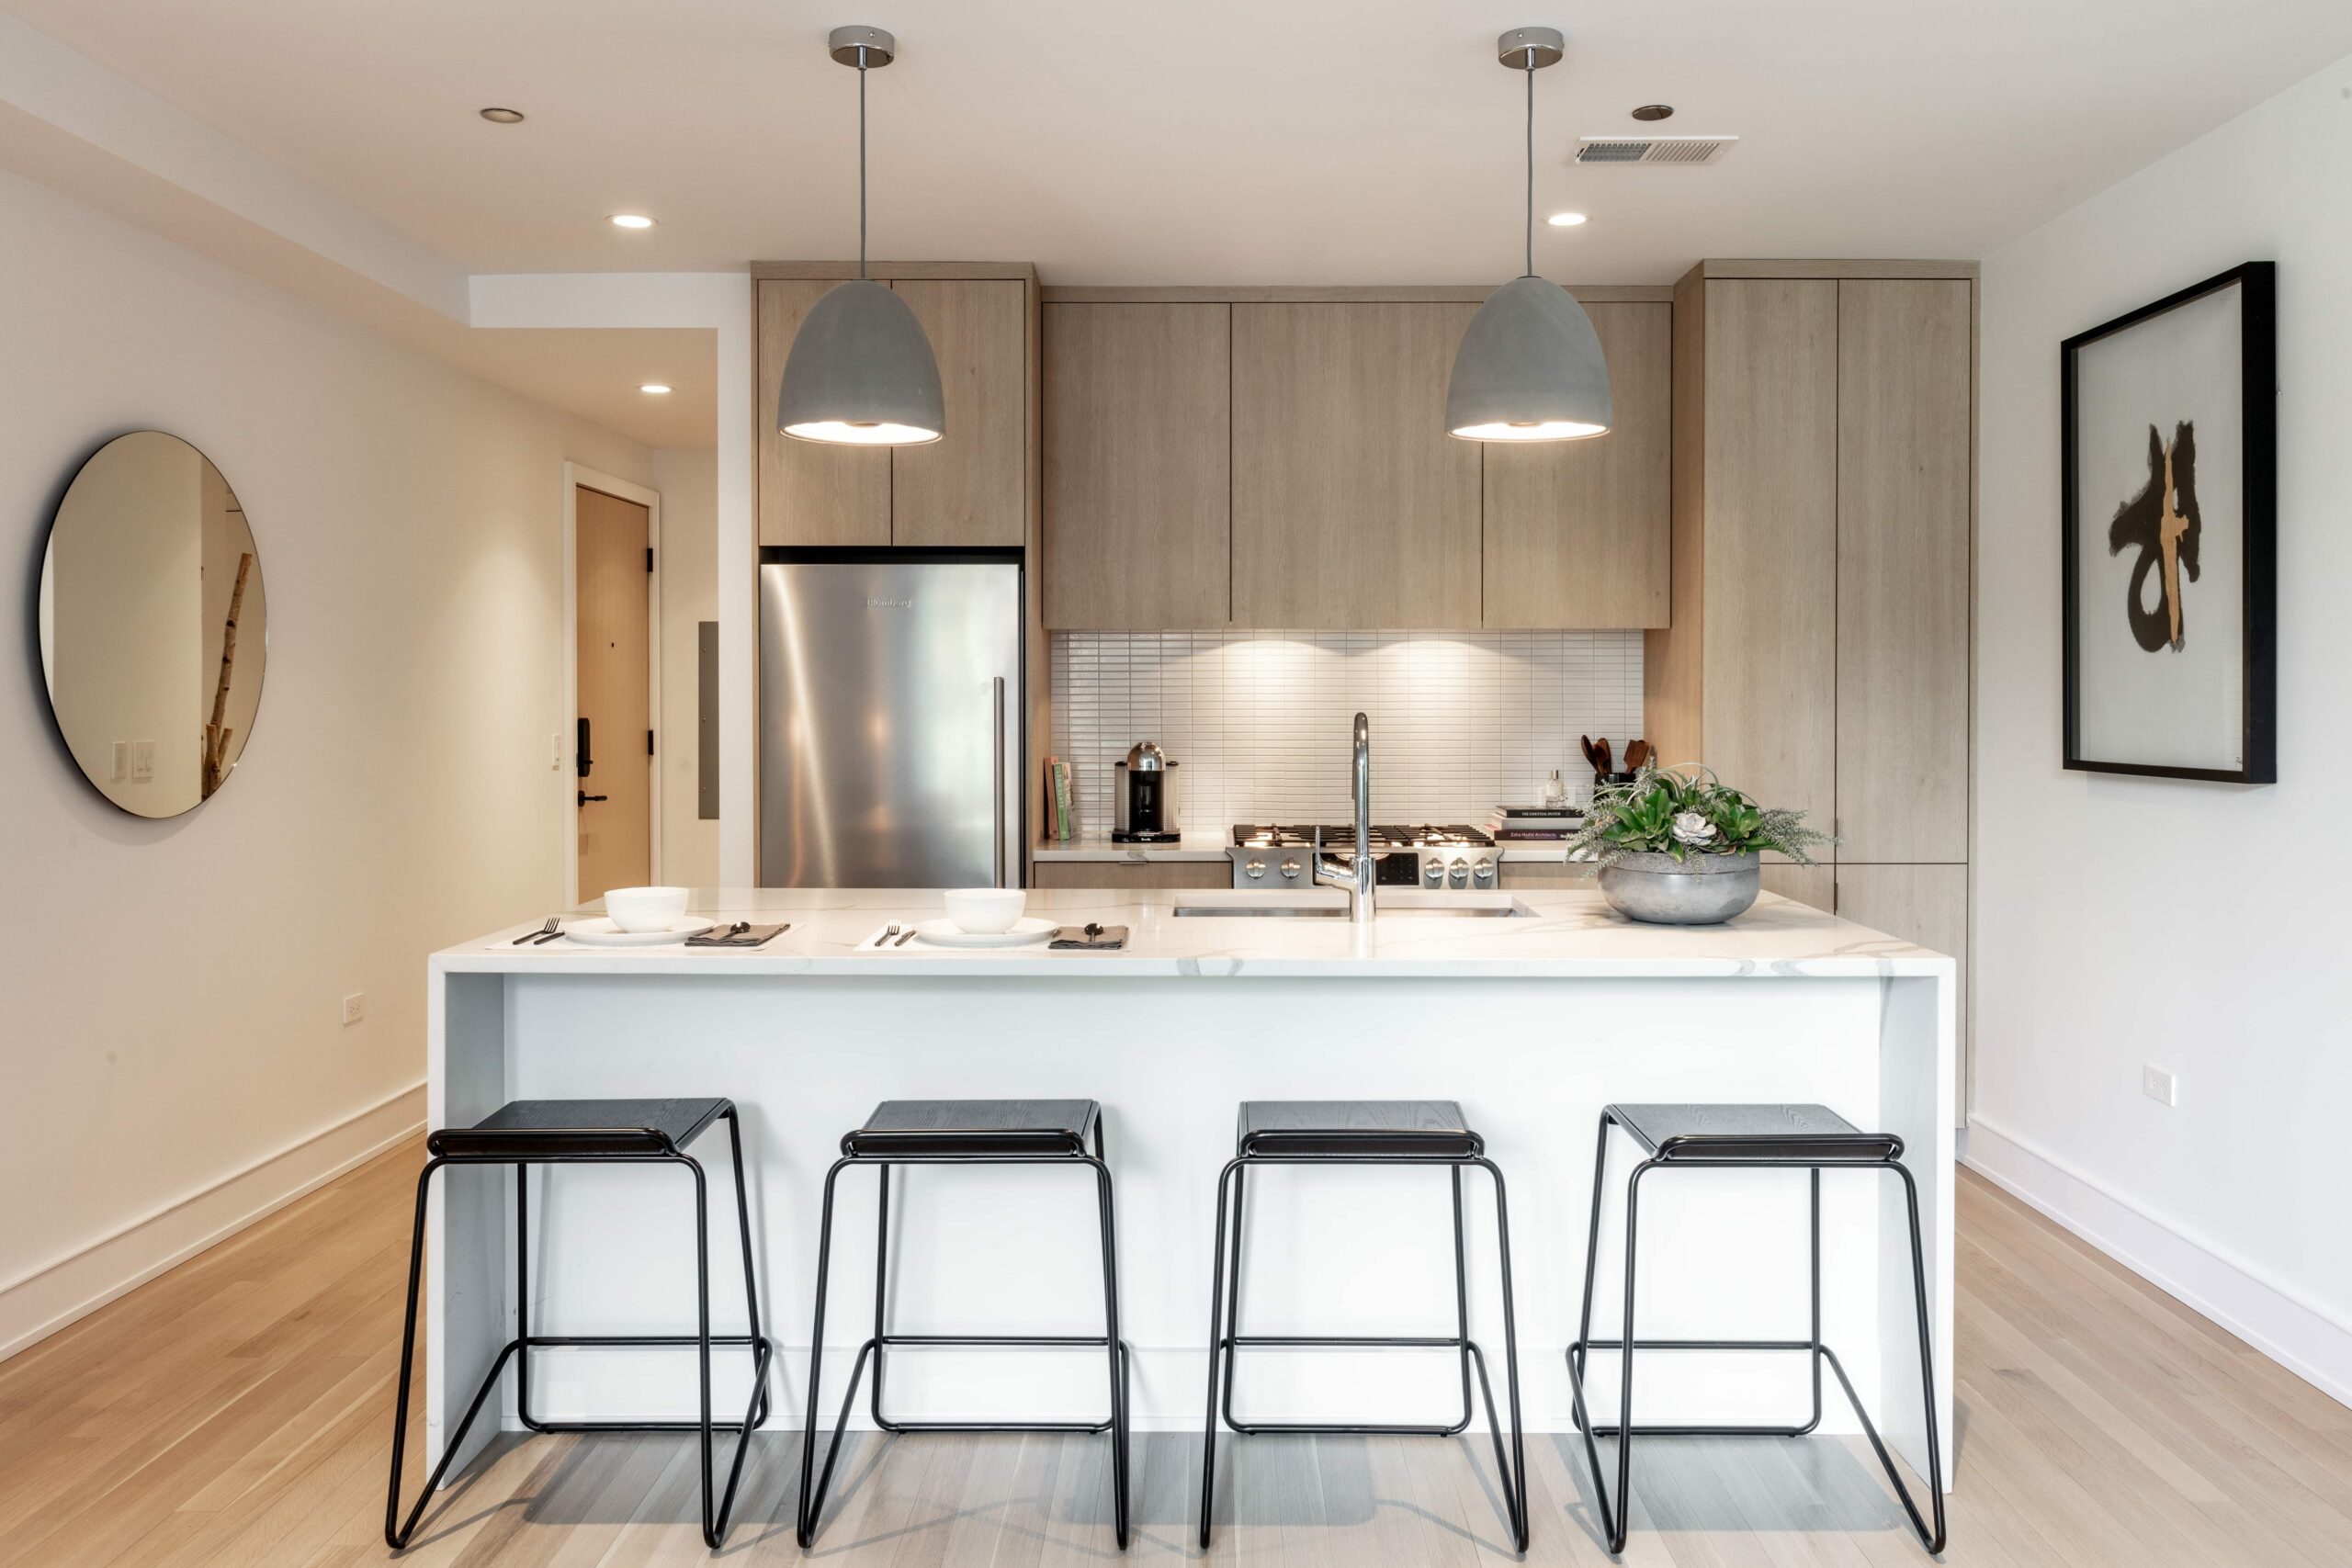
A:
[[1043, 303, 1231, 627], [755, 277, 890, 547], [894, 279, 1028, 547], [1836, 280, 1972, 863], [1482, 301, 1673, 628], [1646, 259, 1976, 1115], [1230, 303, 1482, 627], [755, 274, 1031, 548], [1690, 278, 1842, 832]]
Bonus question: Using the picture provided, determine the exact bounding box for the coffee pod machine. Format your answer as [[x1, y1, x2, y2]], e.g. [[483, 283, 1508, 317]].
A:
[[1112, 740, 1181, 843]]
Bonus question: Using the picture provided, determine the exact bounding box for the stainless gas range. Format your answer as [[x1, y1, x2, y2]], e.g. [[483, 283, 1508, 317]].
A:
[[1227, 824, 1502, 891]]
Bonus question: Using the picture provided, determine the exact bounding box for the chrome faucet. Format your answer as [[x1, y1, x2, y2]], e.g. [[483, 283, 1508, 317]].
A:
[[1315, 711, 1376, 922]]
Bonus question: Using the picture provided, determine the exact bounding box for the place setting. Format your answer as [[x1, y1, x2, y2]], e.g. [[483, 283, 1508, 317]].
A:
[[864, 889, 1125, 952], [508, 887, 788, 950]]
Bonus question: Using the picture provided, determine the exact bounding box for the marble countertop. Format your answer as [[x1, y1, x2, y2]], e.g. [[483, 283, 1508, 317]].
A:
[[435, 886, 1950, 980], [1033, 835, 1586, 863]]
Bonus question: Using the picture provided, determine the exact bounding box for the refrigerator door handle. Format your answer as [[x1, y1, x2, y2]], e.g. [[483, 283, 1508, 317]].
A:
[[991, 675, 1008, 888]]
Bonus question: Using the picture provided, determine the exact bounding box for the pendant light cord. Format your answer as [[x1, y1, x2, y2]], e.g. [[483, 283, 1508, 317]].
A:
[[856, 46, 869, 281], [1522, 52, 1535, 278]]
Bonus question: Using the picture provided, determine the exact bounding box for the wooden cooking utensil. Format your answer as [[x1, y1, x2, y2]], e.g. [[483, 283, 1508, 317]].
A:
[[1580, 735, 1603, 773], [1625, 739, 1651, 772]]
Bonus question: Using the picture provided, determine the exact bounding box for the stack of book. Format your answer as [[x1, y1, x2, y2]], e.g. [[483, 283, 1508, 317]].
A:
[[1486, 804, 1586, 841]]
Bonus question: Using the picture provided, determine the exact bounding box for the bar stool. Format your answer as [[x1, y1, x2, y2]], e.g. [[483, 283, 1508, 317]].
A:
[[1198, 1100, 1528, 1551], [797, 1100, 1131, 1551], [1566, 1102, 1945, 1555], [385, 1097, 772, 1552]]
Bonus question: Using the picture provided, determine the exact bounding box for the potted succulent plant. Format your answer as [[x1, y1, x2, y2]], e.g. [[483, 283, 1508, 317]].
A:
[[1565, 766, 1831, 925]]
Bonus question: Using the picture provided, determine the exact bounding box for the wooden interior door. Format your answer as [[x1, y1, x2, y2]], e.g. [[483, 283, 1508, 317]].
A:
[[576, 486, 651, 900]]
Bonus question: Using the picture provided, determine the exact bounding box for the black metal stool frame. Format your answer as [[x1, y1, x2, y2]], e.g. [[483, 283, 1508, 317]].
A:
[[1197, 1132, 1530, 1552], [1565, 1109, 1946, 1555], [796, 1122, 1133, 1551], [385, 1107, 773, 1551]]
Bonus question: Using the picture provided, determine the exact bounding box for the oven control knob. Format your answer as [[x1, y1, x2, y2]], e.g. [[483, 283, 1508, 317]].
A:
[[1448, 860, 1470, 888], [1244, 858, 1267, 880], [1473, 857, 1497, 884], [1279, 858, 1303, 880], [1423, 856, 1446, 886]]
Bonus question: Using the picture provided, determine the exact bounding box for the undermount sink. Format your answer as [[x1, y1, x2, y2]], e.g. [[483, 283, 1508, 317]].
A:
[[1171, 892, 1536, 919]]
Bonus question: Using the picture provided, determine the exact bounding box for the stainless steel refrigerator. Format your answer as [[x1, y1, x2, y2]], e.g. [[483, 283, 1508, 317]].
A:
[[758, 553, 1023, 888]]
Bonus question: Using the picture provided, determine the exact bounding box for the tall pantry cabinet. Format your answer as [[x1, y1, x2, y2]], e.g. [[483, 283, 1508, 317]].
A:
[[1645, 261, 1975, 1118]]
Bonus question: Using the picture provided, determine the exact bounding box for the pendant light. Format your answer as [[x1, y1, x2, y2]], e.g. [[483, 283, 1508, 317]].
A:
[[1445, 27, 1612, 442], [777, 25, 945, 446]]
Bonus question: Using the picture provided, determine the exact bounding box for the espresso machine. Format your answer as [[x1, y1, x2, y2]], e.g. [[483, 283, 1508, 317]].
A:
[[1112, 740, 1182, 842]]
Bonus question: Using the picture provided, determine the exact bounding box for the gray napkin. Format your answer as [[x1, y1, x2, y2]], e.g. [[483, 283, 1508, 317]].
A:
[[685, 922, 789, 948], [1050, 923, 1127, 950]]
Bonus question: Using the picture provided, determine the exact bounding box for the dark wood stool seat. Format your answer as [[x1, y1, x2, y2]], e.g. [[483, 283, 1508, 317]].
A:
[[1237, 1098, 1483, 1158], [1567, 1102, 1945, 1555], [1609, 1101, 1902, 1163], [387, 1097, 770, 1553], [428, 1097, 731, 1158], [843, 1098, 1100, 1157], [799, 1098, 1129, 1551]]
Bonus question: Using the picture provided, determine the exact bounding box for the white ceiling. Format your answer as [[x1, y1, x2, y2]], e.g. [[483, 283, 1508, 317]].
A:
[[443, 329, 718, 449], [9, 0, 2351, 288]]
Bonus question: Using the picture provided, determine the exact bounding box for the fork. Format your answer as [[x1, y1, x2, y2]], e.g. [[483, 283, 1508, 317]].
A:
[[878, 923, 901, 949], [512, 916, 560, 945]]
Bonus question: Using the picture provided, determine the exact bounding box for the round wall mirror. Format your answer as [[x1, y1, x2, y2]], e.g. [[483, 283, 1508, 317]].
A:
[[38, 432, 269, 818]]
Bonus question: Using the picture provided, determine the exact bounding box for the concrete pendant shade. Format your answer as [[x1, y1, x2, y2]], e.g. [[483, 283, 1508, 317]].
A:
[[1445, 275, 1612, 441], [777, 278, 945, 446]]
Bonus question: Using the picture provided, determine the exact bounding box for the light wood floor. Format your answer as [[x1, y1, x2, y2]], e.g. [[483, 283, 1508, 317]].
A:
[[5, 1141, 2350, 1567]]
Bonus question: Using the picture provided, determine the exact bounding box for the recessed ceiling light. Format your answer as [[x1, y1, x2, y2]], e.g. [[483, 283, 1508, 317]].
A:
[[609, 213, 656, 230], [639, 384, 673, 395], [1632, 103, 1675, 121], [1546, 211, 1589, 227], [479, 107, 526, 124]]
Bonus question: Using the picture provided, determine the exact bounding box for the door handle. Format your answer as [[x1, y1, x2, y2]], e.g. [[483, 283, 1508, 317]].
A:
[[576, 716, 594, 779], [992, 676, 1007, 889], [578, 791, 608, 807]]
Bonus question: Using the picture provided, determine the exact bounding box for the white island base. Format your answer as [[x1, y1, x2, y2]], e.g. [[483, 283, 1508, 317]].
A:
[[427, 887, 1954, 1497]]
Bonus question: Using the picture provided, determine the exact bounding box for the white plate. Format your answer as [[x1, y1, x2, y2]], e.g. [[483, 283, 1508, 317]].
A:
[[910, 916, 1057, 949], [560, 917, 717, 947]]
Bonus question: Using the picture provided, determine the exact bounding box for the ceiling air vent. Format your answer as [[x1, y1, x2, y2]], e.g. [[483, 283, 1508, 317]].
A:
[[1576, 134, 1737, 166]]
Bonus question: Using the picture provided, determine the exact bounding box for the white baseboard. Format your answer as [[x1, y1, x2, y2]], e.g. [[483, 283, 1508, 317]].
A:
[[1963, 1117, 2352, 1410], [0, 1082, 424, 1362]]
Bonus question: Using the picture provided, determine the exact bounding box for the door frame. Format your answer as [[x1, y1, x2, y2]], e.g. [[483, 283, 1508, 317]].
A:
[[562, 464, 662, 906]]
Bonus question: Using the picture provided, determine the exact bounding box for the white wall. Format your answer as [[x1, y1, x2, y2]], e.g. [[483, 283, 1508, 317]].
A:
[[1973, 56, 2352, 1403], [653, 447, 719, 887], [0, 168, 652, 1356]]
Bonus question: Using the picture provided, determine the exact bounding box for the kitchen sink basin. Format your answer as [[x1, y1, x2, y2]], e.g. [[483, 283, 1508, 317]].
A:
[[1171, 892, 1536, 919]]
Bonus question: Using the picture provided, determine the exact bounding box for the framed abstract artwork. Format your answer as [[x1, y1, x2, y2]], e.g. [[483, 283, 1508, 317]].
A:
[[2061, 261, 2276, 783]]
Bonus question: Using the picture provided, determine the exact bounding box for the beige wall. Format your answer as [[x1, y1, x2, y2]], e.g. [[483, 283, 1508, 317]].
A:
[[653, 447, 719, 888], [0, 167, 651, 1354]]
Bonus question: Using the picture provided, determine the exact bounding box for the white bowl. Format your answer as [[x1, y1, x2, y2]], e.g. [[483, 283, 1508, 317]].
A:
[[604, 886, 690, 933], [943, 887, 1026, 934]]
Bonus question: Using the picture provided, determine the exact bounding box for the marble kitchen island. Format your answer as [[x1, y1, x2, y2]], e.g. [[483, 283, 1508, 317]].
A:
[[425, 886, 1955, 1495]]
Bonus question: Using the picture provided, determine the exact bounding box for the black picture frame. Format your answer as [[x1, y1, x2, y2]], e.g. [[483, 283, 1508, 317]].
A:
[[2060, 261, 2276, 783]]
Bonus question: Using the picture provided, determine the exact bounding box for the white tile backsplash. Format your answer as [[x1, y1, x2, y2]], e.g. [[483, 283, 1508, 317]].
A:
[[1049, 629, 1645, 833]]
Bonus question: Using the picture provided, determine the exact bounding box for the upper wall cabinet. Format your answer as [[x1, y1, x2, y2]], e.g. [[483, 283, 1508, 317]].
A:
[[893, 279, 1028, 547], [756, 277, 891, 547], [1043, 303, 1231, 628], [756, 273, 1031, 547], [1231, 302, 1482, 628], [1482, 300, 1673, 629]]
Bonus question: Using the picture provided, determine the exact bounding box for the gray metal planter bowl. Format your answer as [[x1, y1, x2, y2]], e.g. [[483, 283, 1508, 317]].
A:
[[1598, 851, 1762, 925]]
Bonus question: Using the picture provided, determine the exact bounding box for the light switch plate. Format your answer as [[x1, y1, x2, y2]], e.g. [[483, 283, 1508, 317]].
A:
[[110, 740, 128, 782], [2142, 1066, 2178, 1106], [130, 739, 154, 782]]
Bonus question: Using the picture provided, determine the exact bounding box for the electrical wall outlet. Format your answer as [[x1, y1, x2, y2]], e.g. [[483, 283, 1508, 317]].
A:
[[2142, 1066, 2178, 1107], [341, 992, 366, 1026], [130, 739, 154, 782]]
